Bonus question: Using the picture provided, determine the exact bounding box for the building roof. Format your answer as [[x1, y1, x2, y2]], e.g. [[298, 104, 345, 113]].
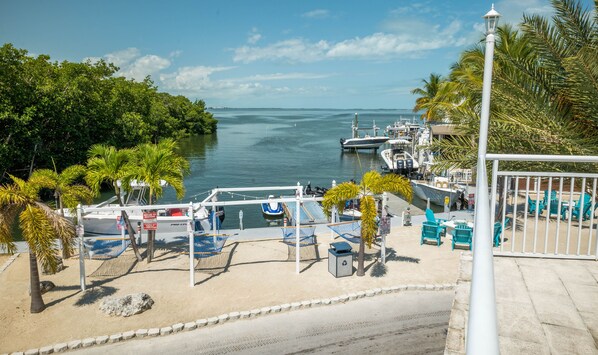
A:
[[431, 124, 464, 136]]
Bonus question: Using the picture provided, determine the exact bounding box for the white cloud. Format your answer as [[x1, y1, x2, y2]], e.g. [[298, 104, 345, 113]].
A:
[[247, 27, 262, 44], [83, 48, 172, 81], [160, 65, 235, 91], [302, 9, 329, 19], [233, 19, 466, 63], [241, 72, 333, 81], [119, 55, 171, 81]]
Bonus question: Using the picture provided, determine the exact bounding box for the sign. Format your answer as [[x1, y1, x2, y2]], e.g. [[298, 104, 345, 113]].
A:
[[143, 210, 158, 231], [379, 216, 391, 235], [116, 216, 125, 231]]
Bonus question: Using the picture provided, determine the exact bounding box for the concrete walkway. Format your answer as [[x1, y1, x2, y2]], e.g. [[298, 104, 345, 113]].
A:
[[446, 254, 598, 354]]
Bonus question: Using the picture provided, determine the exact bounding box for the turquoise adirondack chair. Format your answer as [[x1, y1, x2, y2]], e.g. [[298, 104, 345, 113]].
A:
[[452, 225, 473, 250], [425, 208, 447, 236], [421, 222, 443, 247], [493, 217, 511, 247], [528, 196, 545, 215], [452, 224, 473, 250], [562, 194, 592, 221]]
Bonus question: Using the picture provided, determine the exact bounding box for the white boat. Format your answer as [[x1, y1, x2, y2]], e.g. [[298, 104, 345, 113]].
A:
[[67, 181, 217, 236], [380, 148, 419, 175], [340, 113, 389, 150], [261, 195, 284, 217], [410, 176, 466, 208]]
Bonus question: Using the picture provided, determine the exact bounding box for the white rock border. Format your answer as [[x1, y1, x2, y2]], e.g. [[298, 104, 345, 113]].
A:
[[13, 283, 456, 354]]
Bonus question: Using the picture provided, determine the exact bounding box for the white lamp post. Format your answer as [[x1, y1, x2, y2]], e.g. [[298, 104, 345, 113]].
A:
[[467, 4, 500, 354]]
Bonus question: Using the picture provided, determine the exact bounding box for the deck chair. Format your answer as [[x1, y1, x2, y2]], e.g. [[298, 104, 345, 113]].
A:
[[493, 217, 511, 247], [452, 224, 472, 251], [421, 222, 442, 247], [528, 196, 545, 215], [424, 208, 447, 236], [562, 194, 592, 221]]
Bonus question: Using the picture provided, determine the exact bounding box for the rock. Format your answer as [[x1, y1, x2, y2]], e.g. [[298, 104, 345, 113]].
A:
[[40, 281, 56, 295], [99, 293, 154, 317], [42, 258, 64, 275]]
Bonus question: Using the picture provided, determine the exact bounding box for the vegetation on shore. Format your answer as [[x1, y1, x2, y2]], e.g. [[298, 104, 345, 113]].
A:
[[0, 43, 217, 182], [411, 0, 598, 173]]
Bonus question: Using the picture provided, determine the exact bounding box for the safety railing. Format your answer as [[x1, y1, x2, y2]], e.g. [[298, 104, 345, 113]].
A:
[[487, 154, 598, 260]]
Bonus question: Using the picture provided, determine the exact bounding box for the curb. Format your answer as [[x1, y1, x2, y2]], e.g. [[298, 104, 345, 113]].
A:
[[443, 252, 471, 355], [0, 253, 20, 275], [8, 283, 457, 354]]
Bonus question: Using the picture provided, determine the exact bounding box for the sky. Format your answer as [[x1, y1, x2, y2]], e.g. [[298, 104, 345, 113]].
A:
[[0, 0, 594, 109]]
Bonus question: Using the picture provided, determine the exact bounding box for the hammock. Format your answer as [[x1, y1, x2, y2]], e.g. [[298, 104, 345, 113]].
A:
[[193, 234, 228, 258], [281, 226, 316, 246], [84, 238, 130, 260], [327, 221, 362, 244]]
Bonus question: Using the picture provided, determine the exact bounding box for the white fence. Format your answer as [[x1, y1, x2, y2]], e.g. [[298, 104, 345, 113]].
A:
[[487, 154, 598, 260]]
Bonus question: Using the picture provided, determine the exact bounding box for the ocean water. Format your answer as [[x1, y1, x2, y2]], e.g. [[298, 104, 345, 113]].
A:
[[160, 108, 423, 228]]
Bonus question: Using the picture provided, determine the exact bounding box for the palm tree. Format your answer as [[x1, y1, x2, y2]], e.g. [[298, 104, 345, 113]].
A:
[[85, 145, 143, 261], [322, 171, 412, 276], [0, 174, 75, 313], [421, 1, 598, 174], [30, 164, 93, 259], [411, 73, 445, 121], [128, 139, 189, 262]]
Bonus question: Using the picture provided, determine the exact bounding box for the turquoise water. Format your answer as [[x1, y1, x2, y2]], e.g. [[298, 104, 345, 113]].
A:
[[160, 108, 423, 228]]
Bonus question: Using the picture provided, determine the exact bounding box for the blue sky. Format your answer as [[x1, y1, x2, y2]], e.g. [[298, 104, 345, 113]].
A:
[[1, 0, 594, 109]]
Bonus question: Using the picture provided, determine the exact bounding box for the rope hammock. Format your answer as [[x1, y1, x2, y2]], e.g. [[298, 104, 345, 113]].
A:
[[281, 226, 316, 246], [327, 221, 362, 244], [193, 234, 228, 258], [84, 238, 130, 260]]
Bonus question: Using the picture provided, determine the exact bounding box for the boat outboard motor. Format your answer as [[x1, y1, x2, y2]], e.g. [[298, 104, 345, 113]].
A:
[[396, 160, 405, 174]]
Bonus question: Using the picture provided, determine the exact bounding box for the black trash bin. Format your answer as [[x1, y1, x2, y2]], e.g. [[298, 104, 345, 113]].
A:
[[328, 241, 353, 277]]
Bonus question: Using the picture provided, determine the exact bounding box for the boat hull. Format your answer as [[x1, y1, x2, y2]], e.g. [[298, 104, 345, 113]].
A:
[[411, 180, 460, 207], [341, 137, 389, 149]]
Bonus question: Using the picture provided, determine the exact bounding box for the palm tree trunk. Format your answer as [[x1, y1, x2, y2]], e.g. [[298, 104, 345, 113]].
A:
[[122, 211, 143, 262], [356, 239, 366, 276], [115, 186, 143, 261], [29, 252, 46, 313]]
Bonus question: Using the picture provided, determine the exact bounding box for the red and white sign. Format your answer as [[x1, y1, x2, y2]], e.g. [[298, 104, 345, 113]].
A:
[[143, 210, 158, 231]]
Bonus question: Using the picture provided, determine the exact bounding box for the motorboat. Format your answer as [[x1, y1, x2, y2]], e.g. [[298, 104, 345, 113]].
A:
[[261, 195, 284, 217], [66, 181, 218, 236], [410, 174, 470, 208], [380, 148, 419, 176], [340, 113, 389, 150]]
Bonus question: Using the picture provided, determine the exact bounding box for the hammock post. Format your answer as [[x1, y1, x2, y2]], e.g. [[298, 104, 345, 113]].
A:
[[296, 183, 302, 274], [188, 202, 195, 287], [77, 204, 86, 292], [330, 180, 337, 241], [211, 191, 217, 245], [381, 192, 387, 264]]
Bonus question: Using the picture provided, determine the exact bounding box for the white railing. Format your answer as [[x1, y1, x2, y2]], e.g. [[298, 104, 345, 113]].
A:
[[487, 154, 598, 260]]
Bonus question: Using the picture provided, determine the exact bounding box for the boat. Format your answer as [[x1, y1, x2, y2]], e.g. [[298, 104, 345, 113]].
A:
[[67, 181, 218, 236], [261, 195, 284, 217], [410, 176, 464, 208], [380, 148, 419, 176], [340, 113, 389, 150]]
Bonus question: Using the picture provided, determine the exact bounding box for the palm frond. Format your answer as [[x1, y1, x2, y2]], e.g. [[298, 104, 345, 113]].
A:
[[20, 205, 60, 273], [321, 182, 360, 216]]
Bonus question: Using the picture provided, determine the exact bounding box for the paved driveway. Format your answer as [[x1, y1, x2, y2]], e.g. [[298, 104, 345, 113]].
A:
[[73, 291, 454, 355]]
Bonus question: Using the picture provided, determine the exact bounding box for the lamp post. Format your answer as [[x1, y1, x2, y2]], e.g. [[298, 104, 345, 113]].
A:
[[467, 4, 500, 354]]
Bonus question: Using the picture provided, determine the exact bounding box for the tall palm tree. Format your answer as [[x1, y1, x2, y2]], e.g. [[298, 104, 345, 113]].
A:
[[422, 1, 598, 174], [322, 171, 412, 276], [0, 174, 75, 313], [85, 145, 143, 261], [31, 164, 93, 259], [411, 73, 445, 121], [128, 139, 189, 262]]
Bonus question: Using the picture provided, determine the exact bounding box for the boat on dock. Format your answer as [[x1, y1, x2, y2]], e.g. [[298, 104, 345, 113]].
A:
[[380, 148, 419, 176], [340, 113, 389, 150]]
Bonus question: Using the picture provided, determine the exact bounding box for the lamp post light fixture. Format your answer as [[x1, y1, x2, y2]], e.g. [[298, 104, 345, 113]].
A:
[[467, 4, 501, 355]]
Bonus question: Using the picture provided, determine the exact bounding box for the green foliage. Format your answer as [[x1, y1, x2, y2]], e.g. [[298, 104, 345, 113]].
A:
[[322, 170, 412, 276], [0, 44, 217, 181], [413, 0, 598, 174]]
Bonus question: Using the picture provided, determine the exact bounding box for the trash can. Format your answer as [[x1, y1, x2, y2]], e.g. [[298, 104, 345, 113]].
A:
[[328, 241, 353, 277]]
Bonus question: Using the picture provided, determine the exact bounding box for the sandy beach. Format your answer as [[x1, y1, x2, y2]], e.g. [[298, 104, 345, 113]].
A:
[[0, 225, 462, 353]]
